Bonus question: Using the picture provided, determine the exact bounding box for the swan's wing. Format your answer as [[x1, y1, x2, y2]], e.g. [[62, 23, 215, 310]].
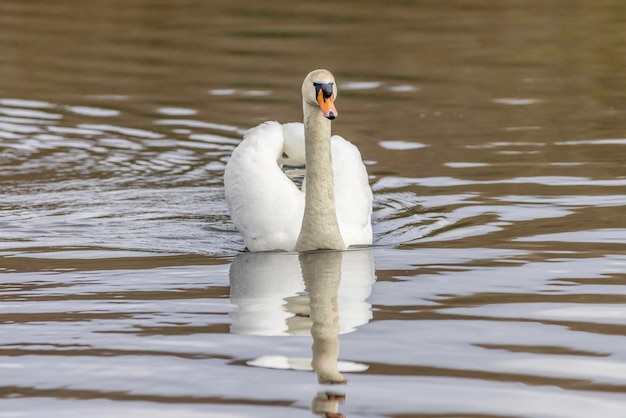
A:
[[224, 121, 304, 251], [281, 123, 306, 165], [331, 135, 373, 246]]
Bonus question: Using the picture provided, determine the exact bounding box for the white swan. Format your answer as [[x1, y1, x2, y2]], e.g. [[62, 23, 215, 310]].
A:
[[224, 69, 372, 252]]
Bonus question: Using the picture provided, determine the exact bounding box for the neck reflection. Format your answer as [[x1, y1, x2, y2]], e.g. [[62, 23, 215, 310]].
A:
[[300, 250, 345, 384]]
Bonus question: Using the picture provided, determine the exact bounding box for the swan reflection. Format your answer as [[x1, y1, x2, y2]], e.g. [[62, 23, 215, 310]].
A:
[[229, 249, 376, 385], [311, 390, 347, 418]]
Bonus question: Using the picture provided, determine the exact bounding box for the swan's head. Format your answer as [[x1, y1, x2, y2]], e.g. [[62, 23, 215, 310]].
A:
[[302, 69, 338, 120]]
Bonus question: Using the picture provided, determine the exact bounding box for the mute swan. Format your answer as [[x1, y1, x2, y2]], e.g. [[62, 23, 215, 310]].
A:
[[224, 69, 372, 252]]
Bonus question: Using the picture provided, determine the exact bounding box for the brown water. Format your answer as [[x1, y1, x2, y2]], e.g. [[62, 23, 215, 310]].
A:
[[1, 1, 626, 417]]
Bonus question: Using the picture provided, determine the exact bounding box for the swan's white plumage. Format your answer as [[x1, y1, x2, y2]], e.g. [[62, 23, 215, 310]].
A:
[[330, 133, 373, 247], [224, 121, 372, 252]]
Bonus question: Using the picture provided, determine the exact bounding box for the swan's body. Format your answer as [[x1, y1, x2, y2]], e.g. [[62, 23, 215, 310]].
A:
[[224, 69, 372, 252]]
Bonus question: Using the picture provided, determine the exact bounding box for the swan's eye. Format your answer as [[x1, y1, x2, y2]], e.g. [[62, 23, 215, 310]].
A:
[[282, 152, 289, 159], [313, 82, 334, 101]]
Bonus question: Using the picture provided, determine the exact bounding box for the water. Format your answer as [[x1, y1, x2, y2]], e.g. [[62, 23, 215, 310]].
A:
[[1, 1, 626, 417]]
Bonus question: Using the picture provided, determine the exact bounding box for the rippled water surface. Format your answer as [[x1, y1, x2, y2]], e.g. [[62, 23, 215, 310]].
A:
[[1, 1, 626, 417]]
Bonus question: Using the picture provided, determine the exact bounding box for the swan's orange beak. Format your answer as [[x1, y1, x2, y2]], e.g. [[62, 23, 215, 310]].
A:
[[317, 89, 338, 120]]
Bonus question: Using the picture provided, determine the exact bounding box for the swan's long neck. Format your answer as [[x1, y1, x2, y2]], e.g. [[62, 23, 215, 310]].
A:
[[295, 102, 345, 251]]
